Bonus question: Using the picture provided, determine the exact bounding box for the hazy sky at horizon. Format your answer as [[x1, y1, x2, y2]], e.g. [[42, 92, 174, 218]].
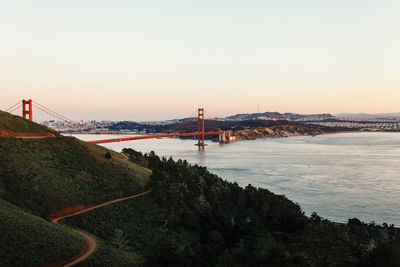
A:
[[1, 0, 400, 120]]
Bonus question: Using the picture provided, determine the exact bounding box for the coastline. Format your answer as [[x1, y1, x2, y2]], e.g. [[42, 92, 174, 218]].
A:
[[229, 127, 357, 141]]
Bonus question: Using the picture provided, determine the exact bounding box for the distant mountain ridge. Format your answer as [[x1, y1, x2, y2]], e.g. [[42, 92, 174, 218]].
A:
[[225, 111, 336, 122]]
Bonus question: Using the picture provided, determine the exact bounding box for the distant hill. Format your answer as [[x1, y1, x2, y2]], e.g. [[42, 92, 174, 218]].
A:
[[336, 113, 400, 120], [104, 118, 352, 139], [159, 119, 351, 139], [107, 120, 174, 133], [0, 110, 60, 136], [225, 111, 336, 122]]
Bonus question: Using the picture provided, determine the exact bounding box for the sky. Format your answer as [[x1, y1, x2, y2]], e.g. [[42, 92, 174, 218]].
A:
[[1, 0, 400, 121]]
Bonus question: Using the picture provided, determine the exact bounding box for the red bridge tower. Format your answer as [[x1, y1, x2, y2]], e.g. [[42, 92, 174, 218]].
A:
[[196, 108, 207, 147], [22, 99, 33, 121]]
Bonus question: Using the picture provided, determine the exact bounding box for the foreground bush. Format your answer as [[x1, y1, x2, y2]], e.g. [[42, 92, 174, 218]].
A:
[[0, 198, 84, 266]]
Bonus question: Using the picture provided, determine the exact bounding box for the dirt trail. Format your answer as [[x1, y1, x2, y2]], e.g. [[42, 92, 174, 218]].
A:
[[51, 189, 152, 266]]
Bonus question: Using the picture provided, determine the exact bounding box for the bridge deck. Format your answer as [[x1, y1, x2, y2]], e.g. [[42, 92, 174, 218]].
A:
[[88, 131, 224, 144]]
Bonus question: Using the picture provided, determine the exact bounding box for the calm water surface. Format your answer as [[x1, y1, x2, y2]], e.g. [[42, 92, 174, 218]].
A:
[[72, 132, 400, 226]]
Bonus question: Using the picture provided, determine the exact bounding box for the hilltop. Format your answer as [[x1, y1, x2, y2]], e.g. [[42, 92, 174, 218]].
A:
[[225, 111, 337, 122], [0, 110, 59, 136]]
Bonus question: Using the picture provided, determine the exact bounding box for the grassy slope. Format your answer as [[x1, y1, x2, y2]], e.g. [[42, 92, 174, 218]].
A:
[[75, 239, 141, 267], [0, 198, 84, 266], [0, 110, 59, 135], [0, 137, 151, 217], [0, 116, 152, 265]]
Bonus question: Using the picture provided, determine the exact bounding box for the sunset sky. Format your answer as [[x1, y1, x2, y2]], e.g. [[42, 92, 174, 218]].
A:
[[1, 1, 400, 120]]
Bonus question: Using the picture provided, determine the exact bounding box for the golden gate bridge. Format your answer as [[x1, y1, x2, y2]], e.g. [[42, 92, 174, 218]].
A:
[[4, 99, 234, 148]]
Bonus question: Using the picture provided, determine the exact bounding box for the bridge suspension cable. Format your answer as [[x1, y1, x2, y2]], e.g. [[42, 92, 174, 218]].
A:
[[33, 101, 75, 122], [33, 101, 133, 137], [5, 101, 22, 113], [6, 105, 20, 114]]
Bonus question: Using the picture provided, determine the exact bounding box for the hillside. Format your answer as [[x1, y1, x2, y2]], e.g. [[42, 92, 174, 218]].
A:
[[0, 198, 84, 266], [214, 120, 351, 140], [225, 111, 336, 122], [0, 110, 60, 136], [0, 115, 151, 265], [0, 137, 151, 218]]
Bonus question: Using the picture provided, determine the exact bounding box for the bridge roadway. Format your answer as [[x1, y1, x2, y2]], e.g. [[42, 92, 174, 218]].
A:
[[88, 131, 225, 144]]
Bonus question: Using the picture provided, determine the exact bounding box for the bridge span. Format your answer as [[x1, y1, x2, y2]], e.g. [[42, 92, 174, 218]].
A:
[[4, 99, 234, 148], [88, 131, 227, 144]]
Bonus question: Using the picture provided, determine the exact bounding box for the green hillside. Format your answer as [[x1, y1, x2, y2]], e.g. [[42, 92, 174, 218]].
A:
[[0, 137, 151, 217], [0, 198, 84, 266], [0, 110, 59, 136], [0, 113, 152, 265]]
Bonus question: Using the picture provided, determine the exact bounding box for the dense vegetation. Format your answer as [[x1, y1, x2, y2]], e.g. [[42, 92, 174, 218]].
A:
[[0, 110, 59, 135], [0, 137, 150, 217], [64, 149, 400, 266], [0, 198, 84, 266]]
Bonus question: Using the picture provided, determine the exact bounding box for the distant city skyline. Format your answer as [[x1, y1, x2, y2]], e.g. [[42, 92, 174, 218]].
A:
[[1, 1, 400, 120]]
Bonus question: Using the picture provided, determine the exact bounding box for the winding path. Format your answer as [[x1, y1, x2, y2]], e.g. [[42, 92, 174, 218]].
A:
[[51, 189, 152, 266]]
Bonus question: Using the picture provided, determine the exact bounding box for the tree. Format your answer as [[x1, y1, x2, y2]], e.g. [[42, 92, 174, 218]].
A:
[[110, 229, 129, 249]]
